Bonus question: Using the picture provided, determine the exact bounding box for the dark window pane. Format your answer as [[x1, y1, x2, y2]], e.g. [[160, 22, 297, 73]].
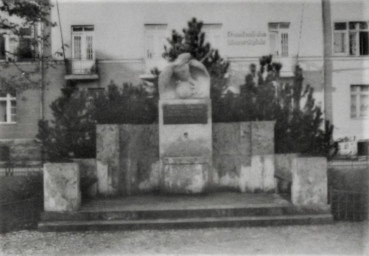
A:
[[19, 27, 33, 36], [279, 22, 290, 29], [72, 26, 83, 31], [359, 32, 369, 55], [0, 101, 6, 122], [349, 22, 358, 30], [360, 22, 368, 30], [84, 25, 94, 31], [0, 34, 5, 59], [18, 38, 34, 60], [335, 22, 347, 30], [268, 23, 278, 30]]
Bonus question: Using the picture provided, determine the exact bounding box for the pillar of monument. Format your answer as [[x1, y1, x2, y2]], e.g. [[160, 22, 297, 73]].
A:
[[158, 53, 212, 194]]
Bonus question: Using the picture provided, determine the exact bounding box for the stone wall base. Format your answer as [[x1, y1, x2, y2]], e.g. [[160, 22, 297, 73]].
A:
[[44, 163, 81, 212]]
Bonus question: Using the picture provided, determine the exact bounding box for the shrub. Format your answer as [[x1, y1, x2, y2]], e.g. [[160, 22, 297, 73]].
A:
[[37, 82, 158, 161]]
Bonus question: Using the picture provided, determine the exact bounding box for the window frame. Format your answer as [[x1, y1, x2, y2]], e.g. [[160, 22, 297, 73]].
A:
[[333, 21, 369, 57], [0, 92, 17, 124], [350, 84, 369, 119], [268, 22, 290, 58], [71, 25, 95, 60], [0, 25, 36, 62]]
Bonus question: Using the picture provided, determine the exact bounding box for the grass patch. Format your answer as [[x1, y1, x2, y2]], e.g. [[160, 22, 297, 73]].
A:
[[0, 174, 43, 233]]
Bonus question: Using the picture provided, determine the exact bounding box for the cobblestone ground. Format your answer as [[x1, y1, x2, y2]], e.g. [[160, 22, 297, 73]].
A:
[[1, 222, 368, 255]]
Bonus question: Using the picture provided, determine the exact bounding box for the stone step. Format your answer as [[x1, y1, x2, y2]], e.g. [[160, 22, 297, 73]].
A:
[[40, 205, 329, 222], [38, 214, 334, 232]]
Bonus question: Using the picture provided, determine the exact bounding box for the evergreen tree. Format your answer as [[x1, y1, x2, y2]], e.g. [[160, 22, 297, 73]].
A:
[[37, 87, 96, 161], [37, 82, 158, 161], [241, 56, 337, 157]]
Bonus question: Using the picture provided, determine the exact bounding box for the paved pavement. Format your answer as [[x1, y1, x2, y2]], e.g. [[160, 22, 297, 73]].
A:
[[1, 222, 367, 255]]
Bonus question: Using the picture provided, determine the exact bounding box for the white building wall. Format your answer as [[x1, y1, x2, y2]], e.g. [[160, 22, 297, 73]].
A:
[[51, 0, 323, 62], [328, 0, 369, 140], [49, 0, 327, 130]]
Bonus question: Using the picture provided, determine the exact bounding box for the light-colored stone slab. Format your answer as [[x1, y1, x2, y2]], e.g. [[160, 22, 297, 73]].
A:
[[262, 155, 276, 191], [291, 157, 328, 207], [275, 154, 298, 181], [251, 121, 275, 155], [96, 125, 120, 196], [244, 155, 275, 192], [96, 160, 113, 195], [239, 165, 251, 192], [162, 157, 209, 193], [44, 163, 81, 212], [73, 158, 97, 197]]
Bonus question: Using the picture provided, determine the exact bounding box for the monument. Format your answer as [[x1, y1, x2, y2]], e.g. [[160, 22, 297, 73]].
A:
[[158, 53, 212, 193]]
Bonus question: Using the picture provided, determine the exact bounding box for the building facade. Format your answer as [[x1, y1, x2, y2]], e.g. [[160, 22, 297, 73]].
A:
[[323, 0, 369, 141], [0, 0, 368, 161]]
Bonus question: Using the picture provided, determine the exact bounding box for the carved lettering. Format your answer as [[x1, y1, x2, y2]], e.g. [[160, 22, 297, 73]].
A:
[[163, 104, 208, 124]]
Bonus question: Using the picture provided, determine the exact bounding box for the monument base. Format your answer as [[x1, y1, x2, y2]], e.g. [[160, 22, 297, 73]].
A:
[[162, 157, 209, 194]]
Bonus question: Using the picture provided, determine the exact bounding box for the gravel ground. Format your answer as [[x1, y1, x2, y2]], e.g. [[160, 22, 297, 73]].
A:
[[1, 222, 368, 255]]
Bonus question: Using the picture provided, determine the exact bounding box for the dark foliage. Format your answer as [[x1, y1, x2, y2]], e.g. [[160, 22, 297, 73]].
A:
[[213, 55, 337, 157], [37, 82, 158, 161]]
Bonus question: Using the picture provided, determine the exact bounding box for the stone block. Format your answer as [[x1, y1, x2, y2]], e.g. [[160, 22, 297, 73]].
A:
[[96, 125, 120, 195], [119, 124, 159, 195], [44, 163, 81, 212], [244, 155, 275, 192], [73, 158, 97, 197], [162, 157, 209, 194], [212, 122, 251, 156], [213, 123, 241, 155], [239, 122, 252, 155], [275, 154, 298, 181], [291, 157, 328, 207], [96, 160, 113, 195], [251, 121, 275, 155]]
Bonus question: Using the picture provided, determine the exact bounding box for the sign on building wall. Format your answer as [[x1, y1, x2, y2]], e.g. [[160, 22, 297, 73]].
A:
[[227, 31, 267, 46]]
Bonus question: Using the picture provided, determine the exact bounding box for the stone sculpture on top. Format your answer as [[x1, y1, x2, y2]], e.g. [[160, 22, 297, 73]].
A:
[[158, 53, 210, 99]]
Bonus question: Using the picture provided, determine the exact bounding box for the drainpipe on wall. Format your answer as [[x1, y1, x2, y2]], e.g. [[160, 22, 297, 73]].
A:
[[322, 0, 333, 124], [39, 20, 46, 164]]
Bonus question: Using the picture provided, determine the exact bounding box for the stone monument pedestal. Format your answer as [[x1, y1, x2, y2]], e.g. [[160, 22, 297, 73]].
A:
[[159, 99, 212, 194], [162, 157, 210, 193], [158, 53, 212, 194]]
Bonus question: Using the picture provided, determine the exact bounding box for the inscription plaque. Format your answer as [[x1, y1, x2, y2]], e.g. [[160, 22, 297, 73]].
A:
[[163, 104, 208, 124]]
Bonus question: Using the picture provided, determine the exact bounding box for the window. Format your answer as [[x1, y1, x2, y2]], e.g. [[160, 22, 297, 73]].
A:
[[0, 26, 36, 61], [0, 33, 5, 60], [18, 27, 36, 60], [268, 22, 290, 57], [202, 24, 223, 52], [333, 21, 369, 56], [144, 24, 167, 71], [351, 85, 369, 118], [72, 25, 94, 60], [0, 91, 16, 123]]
